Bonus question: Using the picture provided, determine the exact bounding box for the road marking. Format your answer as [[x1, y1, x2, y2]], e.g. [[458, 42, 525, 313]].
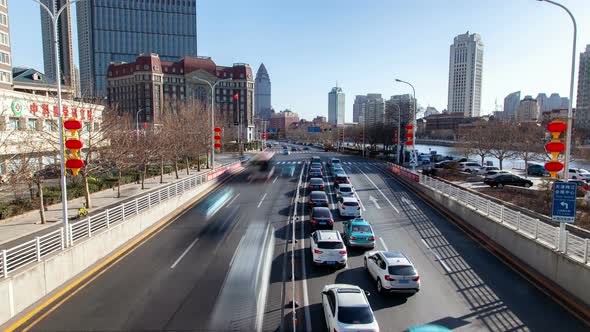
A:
[[272, 176, 279, 184], [401, 197, 417, 210], [300, 181, 312, 332], [257, 193, 267, 208], [171, 237, 200, 269], [379, 237, 389, 251], [369, 195, 381, 209], [256, 225, 275, 332], [358, 168, 400, 213], [421, 239, 451, 273], [225, 192, 240, 208]]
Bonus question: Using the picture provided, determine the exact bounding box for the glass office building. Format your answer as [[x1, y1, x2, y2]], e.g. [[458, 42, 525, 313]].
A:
[[76, 0, 197, 97]]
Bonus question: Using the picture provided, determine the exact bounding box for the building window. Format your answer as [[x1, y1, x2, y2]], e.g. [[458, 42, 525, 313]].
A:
[[0, 13, 6, 26], [0, 70, 12, 83], [0, 32, 8, 46], [44, 120, 56, 132], [9, 117, 20, 130], [0, 52, 9, 65]]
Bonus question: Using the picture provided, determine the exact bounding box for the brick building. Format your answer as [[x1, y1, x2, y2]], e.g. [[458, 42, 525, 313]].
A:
[[107, 54, 255, 141], [269, 109, 299, 137]]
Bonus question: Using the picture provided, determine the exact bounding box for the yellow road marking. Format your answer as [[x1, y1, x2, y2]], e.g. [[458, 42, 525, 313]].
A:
[[6, 169, 242, 332]]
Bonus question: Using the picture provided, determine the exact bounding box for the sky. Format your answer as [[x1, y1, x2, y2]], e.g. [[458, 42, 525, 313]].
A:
[[8, 0, 590, 122]]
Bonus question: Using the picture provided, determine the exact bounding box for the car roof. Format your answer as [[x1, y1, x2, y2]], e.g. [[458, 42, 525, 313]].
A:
[[310, 178, 324, 183], [331, 158, 341, 161], [310, 191, 327, 199], [350, 218, 370, 226], [335, 287, 368, 307], [338, 183, 352, 188], [335, 173, 348, 178], [381, 251, 413, 266], [316, 230, 342, 242], [342, 196, 358, 202], [312, 207, 331, 216]]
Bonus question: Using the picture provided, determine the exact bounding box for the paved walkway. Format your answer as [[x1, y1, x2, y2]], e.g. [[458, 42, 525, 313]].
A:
[[0, 153, 250, 249]]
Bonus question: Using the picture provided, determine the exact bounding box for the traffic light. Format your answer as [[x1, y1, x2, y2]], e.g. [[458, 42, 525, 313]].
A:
[[359, 130, 364, 142], [394, 129, 399, 145], [545, 120, 566, 178], [214, 127, 222, 152], [63, 117, 84, 176], [339, 131, 344, 142], [233, 93, 239, 101], [405, 125, 414, 146]]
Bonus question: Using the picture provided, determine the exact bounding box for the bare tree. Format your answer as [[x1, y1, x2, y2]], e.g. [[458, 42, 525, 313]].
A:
[[459, 123, 492, 165], [101, 116, 134, 198], [487, 121, 518, 170], [513, 124, 545, 177]]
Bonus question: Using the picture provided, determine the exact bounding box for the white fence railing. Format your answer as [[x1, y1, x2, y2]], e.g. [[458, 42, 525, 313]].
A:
[[386, 163, 590, 267], [0, 161, 241, 278]]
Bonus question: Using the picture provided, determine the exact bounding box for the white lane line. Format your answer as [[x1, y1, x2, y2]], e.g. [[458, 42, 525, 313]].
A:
[[402, 197, 417, 210], [257, 193, 268, 208], [272, 176, 279, 184], [355, 191, 366, 211], [300, 182, 312, 332], [229, 235, 246, 267], [170, 237, 200, 269], [225, 192, 241, 208], [255, 225, 275, 332], [421, 239, 452, 273], [358, 168, 400, 213], [379, 237, 389, 251]]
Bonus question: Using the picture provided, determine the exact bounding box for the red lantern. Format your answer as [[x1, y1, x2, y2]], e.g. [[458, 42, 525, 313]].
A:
[[63, 119, 82, 130], [66, 159, 84, 176], [405, 125, 414, 130], [545, 142, 565, 153], [405, 141, 413, 146], [406, 133, 413, 138], [214, 127, 222, 133], [214, 143, 222, 149], [233, 93, 239, 100], [544, 161, 564, 172], [546, 121, 566, 133], [214, 135, 222, 140], [65, 139, 83, 150]]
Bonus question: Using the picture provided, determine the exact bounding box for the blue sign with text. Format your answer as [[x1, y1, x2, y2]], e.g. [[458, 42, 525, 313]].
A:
[[308, 126, 321, 133], [552, 182, 577, 223]]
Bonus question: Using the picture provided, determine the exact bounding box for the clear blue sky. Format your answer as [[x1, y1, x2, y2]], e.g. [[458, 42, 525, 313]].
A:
[[8, 0, 590, 122]]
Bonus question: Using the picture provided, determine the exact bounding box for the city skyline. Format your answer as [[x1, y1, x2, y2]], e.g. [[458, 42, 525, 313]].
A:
[[7, 0, 590, 121]]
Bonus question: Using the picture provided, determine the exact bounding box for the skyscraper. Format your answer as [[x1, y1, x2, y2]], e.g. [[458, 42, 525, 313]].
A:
[[517, 96, 540, 123], [447, 32, 484, 117], [576, 45, 590, 130], [353, 95, 368, 123], [502, 91, 521, 120], [77, 0, 198, 97], [353, 94, 384, 127], [40, 0, 75, 89], [328, 86, 345, 125], [0, 0, 12, 89], [537, 93, 569, 112], [255, 63, 272, 120]]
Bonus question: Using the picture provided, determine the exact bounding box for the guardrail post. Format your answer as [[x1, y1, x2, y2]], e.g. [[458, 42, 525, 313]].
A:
[[516, 212, 521, 231], [555, 228, 560, 249], [60, 228, 65, 250], [584, 239, 589, 264], [69, 224, 74, 246], [2, 249, 7, 278], [106, 209, 111, 228], [486, 200, 490, 216], [135, 198, 139, 215], [122, 204, 126, 221], [534, 220, 539, 239], [499, 207, 504, 223], [88, 217, 92, 238], [36, 236, 41, 261], [564, 231, 569, 254], [148, 194, 152, 208]]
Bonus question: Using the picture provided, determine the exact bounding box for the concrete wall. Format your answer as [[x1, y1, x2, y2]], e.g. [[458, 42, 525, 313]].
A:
[[0, 177, 220, 327], [404, 176, 590, 308]]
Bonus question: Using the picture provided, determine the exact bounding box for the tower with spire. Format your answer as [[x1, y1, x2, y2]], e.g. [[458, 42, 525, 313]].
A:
[[255, 63, 273, 120]]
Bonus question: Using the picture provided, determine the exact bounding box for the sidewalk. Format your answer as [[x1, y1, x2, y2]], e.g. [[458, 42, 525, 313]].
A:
[[0, 152, 250, 249]]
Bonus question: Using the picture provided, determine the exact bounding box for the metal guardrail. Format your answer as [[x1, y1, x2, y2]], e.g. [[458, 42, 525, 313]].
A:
[[0, 161, 241, 278], [386, 163, 590, 266]]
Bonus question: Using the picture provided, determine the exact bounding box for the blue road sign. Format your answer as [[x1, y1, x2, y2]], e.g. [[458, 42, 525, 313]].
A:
[[308, 126, 321, 133], [267, 128, 277, 133], [552, 182, 577, 223]]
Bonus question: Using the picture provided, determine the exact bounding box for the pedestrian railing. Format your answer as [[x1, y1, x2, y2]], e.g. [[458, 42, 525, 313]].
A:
[[386, 163, 590, 267], [0, 161, 241, 278]]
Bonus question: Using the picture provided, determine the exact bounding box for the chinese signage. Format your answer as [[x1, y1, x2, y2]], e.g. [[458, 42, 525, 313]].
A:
[[552, 182, 577, 223], [4, 97, 100, 121]]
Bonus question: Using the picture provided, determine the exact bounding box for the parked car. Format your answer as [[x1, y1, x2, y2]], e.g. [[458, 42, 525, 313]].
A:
[[434, 160, 455, 169], [34, 165, 61, 178], [474, 166, 499, 175], [566, 168, 590, 181], [364, 251, 420, 294], [485, 170, 512, 177], [336, 183, 355, 198], [338, 196, 361, 218], [343, 218, 375, 249], [310, 207, 334, 229], [308, 178, 325, 191], [459, 162, 483, 173], [456, 158, 477, 163], [484, 174, 533, 188], [321, 284, 379, 332], [309, 191, 329, 208], [311, 230, 347, 267], [527, 164, 549, 176]]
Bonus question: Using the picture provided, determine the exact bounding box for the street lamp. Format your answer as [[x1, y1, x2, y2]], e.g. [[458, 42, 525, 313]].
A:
[[194, 77, 232, 169], [537, 0, 578, 251], [395, 78, 417, 171], [34, 0, 86, 247], [135, 108, 144, 141]]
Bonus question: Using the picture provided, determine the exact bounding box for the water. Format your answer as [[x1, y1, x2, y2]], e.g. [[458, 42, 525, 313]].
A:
[[415, 144, 590, 170]]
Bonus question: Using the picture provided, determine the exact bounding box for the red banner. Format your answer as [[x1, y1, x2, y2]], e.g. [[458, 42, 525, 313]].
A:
[[388, 163, 419, 182]]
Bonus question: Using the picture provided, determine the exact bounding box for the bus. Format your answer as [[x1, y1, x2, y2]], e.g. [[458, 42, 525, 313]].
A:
[[246, 151, 276, 181]]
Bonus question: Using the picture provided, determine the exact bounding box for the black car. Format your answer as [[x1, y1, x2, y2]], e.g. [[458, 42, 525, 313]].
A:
[[303, 147, 310, 150], [291, 147, 297, 151], [309, 167, 324, 178], [310, 207, 334, 229], [334, 175, 350, 187], [311, 156, 321, 163], [484, 174, 533, 188], [309, 178, 325, 191], [527, 164, 549, 176], [308, 191, 329, 208]]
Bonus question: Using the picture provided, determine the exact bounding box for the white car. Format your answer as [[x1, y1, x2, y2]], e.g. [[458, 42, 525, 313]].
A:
[[311, 230, 347, 268], [459, 162, 483, 173], [364, 251, 420, 294], [338, 196, 361, 218], [321, 284, 380, 332], [474, 166, 499, 175], [568, 168, 590, 181], [336, 183, 355, 198]]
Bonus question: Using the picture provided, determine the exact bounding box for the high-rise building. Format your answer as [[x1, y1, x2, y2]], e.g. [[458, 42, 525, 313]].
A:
[[40, 0, 75, 89], [254, 63, 272, 120], [537, 93, 569, 112], [353, 95, 368, 123], [364, 94, 385, 127], [72, 65, 80, 98], [328, 86, 345, 126], [388, 94, 415, 125], [576, 45, 590, 130], [502, 91, 521, 120], [424, 106, 440, 117], [270, 109, 299, 136], [517, 95, 540, 123], [447, 32, 484, 117], [0, 0, 12, 89], [107, 54, 255, 141], [77, 0, 198, 97]]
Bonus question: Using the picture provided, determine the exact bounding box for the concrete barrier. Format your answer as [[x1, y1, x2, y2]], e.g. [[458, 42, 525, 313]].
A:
[[0, 175, 223, 327], [395, 172, 590, 311]]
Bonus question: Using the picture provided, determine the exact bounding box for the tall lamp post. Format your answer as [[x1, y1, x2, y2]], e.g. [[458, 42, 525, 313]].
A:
[[194, 77, 232, 169], [395, 78, 417, 171], [34, 0, 86, 247], [135, 108, 144, 140], [537, 0, 577, 251]]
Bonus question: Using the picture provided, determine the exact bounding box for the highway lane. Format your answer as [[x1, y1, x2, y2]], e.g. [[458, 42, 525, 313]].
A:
[[293, 152, 587, 332]]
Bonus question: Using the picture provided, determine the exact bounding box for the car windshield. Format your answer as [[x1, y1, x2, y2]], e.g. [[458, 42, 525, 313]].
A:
[[313, 209, 331, 218], [351, 225, 371, 233], [311, 163, 322, 168], [343, 201, 358, 207], [388, 265, 417, 276], [338, 306, 374, 324], [340, 187, 352, 192], [318, 241, 344, 249], [310, 192, 326, 200], [310, 179, 324, 185]]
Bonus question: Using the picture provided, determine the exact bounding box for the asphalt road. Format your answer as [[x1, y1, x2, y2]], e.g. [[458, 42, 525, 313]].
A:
[[16, 145, 588, 332]]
